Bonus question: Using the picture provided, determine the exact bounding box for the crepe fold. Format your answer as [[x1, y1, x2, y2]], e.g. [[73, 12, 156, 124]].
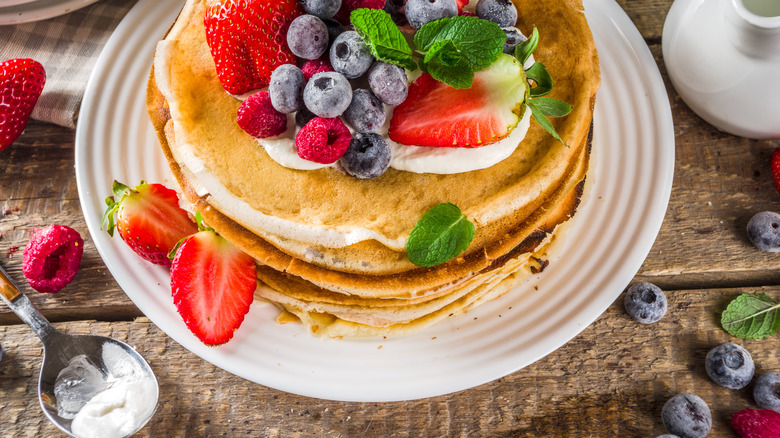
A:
[[147, 0, 600, 337]]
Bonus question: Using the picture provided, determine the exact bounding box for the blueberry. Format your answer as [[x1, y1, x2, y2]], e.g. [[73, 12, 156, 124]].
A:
[[367, 62, 408, 106], [299, 0, 342, 20], [476, 0, 518, 27], [623, 282, 667, 324], [705, 342, 754, 389], [502, 27, 527, 55], [269, 64, 305, 114], [747, 211, 780, 252], [287, 14, 329, 60], [295, 107, 317, 128], [384, 0, 408, 25], [404, 0, 458, 29], [661, 394, 712, 438], [329, 31, 374, 79], [323, 19, 346, 45], [343, 89, 386, 133], [303, 71, 352, 118], [753, 372, 780, 412], [340, 133, 392, 179]]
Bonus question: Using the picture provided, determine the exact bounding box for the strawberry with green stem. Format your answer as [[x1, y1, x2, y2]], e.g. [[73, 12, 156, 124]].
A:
[[102, 180, 197, 267], [169, 213, 257, 346]]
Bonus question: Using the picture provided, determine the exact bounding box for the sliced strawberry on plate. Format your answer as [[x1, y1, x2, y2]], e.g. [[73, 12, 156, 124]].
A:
[[0, 58, 45, 151], [170, 223, 257, 346], [204, 0, 302, 95], [389, 54, 528, 148], [102, 180, 197, 267]]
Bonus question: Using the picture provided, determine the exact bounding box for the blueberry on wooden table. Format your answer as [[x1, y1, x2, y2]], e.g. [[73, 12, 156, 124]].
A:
[[747, 211, 780, 252], [705, 342, 755, 390], [754, 372, 780, 413], [661, 393, 712, 438], [623, 282, 667, 324]]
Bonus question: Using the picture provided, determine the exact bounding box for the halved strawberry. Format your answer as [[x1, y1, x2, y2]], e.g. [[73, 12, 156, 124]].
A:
[[102, 181, 197, 267], [0, 58, 45, 151], [204, 0, 302, 95], [170, 227, 257, 346], [389, 54, 528, 148]]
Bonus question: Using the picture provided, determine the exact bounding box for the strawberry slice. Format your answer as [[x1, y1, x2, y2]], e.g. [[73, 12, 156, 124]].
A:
[[389, 54, 528, 148], [0, 58, 45, 151], [204, 0, 302, 95], [102, 181, 197, 267], [170, 227, 257, 346]]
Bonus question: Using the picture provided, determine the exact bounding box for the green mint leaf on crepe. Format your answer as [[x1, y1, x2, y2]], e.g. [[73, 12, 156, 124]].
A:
[[514, 27, 539, 66], [407, 203, 475, 267], [721, 293, 780, 339], [414, 16, 505, 71], [422, 40, 473, 89], [351, 9, 417, 71], [530, 97, 572, 117], [528, 99, 567, 146], [525, 61, 553, 97]]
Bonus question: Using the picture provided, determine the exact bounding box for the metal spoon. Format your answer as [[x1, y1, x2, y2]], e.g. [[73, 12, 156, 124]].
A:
[[0, 264, 159, 437]]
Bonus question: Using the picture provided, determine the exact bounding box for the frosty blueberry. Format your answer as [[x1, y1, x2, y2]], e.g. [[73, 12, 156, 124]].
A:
[[287, 14, 329, 60], [502, 27, 527, 55], [343, 89, 386, 133], [269, 64, 305, 114], [367, 62, 408, 106], [747, 211, 780, 252], [299, 0, 342, 20], [753, 372, 780, 412], [476, 0, 518, 27], [330, 31, 374, 79], [303, 71, 353, 118], [340, 133, 392, 179], [405, 0, 457, 29], [623, 282, 667, 324], [705, 342, 754, 390], [661, 393, 712, 438]]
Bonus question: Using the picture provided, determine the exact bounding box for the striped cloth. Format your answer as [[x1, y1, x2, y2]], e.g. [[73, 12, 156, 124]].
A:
[[0, 0, 137, 128]]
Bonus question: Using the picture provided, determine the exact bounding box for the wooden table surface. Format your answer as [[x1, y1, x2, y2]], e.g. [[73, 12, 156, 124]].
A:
[[2, 0, 780, 436]]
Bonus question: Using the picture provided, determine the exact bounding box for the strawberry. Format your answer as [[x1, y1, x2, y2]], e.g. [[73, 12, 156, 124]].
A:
[[771, 147, 780, 197], [102, 180, 197, 267], [389, 54, 528, 148], [204, 0, 302, 95], [0, 58, 45, 151], [170, 223, 257, 346], [732, 409, 780, 438]]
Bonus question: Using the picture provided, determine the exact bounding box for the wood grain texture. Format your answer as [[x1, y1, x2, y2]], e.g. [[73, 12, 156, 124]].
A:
[[1, 287, 778, 437]]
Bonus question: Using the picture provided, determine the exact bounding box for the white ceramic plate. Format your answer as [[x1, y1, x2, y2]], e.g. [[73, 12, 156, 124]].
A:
[[75, 0, 674, 402], [0, 0, 100, 24]]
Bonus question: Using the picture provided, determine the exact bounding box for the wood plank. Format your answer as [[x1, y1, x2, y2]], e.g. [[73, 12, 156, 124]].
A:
[[615, 0, 671, 41], [0, 286, 777, 436]]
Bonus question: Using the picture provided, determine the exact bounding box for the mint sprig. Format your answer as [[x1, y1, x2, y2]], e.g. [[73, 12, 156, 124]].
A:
[[406, 203, 475, 267], [350, 10, 505, 89], [513, 27, 572, 145], [351, 9, 417, 71], [721, 293, 780, 339]]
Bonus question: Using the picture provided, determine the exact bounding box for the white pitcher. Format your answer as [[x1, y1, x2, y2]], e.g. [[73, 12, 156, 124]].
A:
[[663, 0, 780, 139]]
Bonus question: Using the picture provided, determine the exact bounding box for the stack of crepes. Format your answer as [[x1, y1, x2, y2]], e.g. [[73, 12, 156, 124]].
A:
[[146, 0, 600, 337]]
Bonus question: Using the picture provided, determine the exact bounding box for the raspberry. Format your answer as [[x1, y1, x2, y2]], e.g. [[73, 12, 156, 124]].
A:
[[334, 0, 385, 23], [295, 116, 351, 164], [22, 225, 84, 293], [732, 409, 780, 438], [301, 57, 334, 82], [236, 91, 288, 138]]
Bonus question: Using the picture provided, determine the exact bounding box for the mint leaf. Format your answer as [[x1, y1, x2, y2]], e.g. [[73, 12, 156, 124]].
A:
[[525, 62, 553, 97], [351, 9, 416, 71], [406, 203, 475, 267], [423, 40, 473, 88], [515, 27, 539, 66], [414, 16, 505, 71], [528, 99, 566, 146], [530, 97, 572, 117], [721, 293, 780, 339]]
